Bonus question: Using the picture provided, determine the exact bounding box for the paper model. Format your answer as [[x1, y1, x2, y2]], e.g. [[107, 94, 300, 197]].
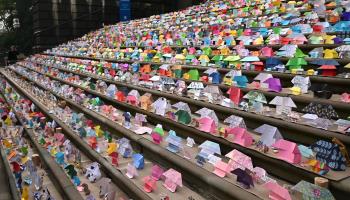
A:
[[234, 76, 249, 88], [151, 97, 170, 116], [127, 90, 140, 105], [132, 153, 144, 169], [85, 162, 101, 182], [272, 139, 301, 164], [254, 73, 273, 89], [198, 140, 221, 160], [311, 140, 347, 171], [243, 91, 267, 112], [195, 108, 218, 125], [224, 115, 246, 129], [106, 84, 117, 98], [232, 168, 254, 189], [291, 76, 310, 94], [165, 134, 182, 153], [143, 176, 157, 193], [213, 160, 230, 178], [98, 177, 111, 197], [225, 127, 253, 147], [197, 117, 217, 134], [254, 124, 283, 147], [55, 152, 65, 165], [135, 113, 147, 126], [226, 87, 242, 105], [269, 96, 297, 115], [302, 102, 338, 120], [264, 78, 282, 93], [162, 168, 183, 192], [186, 137, 195, 147], [225, 149, 253, 171], [117, 138, 133, 158], [264, 181, 292, 200], [151, 164, 164, 180], [292, 180, 335, 200]]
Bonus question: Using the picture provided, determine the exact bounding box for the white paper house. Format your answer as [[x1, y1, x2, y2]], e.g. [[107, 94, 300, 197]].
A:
[[269, 96, 297, 115]]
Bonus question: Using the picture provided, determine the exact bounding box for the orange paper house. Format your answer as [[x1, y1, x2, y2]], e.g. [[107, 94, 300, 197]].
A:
[[139, 94, 153, 111]]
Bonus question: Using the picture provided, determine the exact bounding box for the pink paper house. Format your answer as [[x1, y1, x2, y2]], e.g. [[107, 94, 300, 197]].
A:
[[162, 169, 183, 192], [225, 149, 253, 171], [213, 160, 230, 178], [272, 139, 301, 164], [126, 95, 138, 106], [225, 127, 253, 147], [151, 165, 164, 180], [197, 117, 217, 134], [126, 163, 138, 179], [143, 176, 157, 193], [151, 132, 163, 144], [264, 182, 292, 200]]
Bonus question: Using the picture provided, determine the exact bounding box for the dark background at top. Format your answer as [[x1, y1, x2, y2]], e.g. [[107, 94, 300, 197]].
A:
[[31, 0, 203, 53]]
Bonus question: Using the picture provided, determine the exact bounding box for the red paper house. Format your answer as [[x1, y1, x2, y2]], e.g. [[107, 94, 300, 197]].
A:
[[143, 176, 157, 193], [280, 37, 291, 45], [252, 61, 264, 71], [318, 65, 337, 76], [226, 87, 242, 105], [115, 91, 126, 102]]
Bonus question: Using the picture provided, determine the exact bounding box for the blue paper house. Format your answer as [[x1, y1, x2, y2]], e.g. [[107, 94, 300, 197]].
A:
[[132, 153, 144, 169], [311, 140, 347, 171], [233, 76, 248, 88], [265, 58, 283, 70], [55, 152, 65, 165], [165, 134, 183, 153], [209, 72, 221, 84], [118, 138, 133, 158]]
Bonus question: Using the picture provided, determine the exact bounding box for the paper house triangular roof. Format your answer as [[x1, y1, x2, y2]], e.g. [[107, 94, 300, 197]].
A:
[[254, 73, 273, 82], [172, 102, 191, 113], [199, 140, 221, 155], [269, 96, 297, 108], [254, 124, 283, 147], [292, 180, 335, 200], [195, 108, 218, 125], [203, 85, 222, 94], [224, 115, 246, 129], [187, 82, 204, 89]]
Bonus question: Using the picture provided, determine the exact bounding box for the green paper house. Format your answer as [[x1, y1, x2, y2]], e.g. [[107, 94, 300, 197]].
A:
[[175, 110, 192, 125], [211, 55, 224, 66], [294, 48, 307, 58], [224, 55, 241, 67], [286, 57, 307, 70], [188, 69, 200, 80]]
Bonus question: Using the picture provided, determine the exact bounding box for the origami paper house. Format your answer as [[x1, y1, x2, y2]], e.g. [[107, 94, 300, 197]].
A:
[[261, 47, 274, 57], [309, 47, 324, 58], [224, 115, 246, 129], [165, 134, 182, 153], [127, 90, 140, 105], [213, 160, 230, 178], [292, 180, 335, 200], [106, 84, 117, 98], [225, 149, 253, 171], [272, 139, 301, 164], [226, 87, 242, 105], [195, 108, 218, 125], [234, 76, 248, 88], [198, 140, 221, 161], [224, 55, 241, 66], [132, 153, 144, 169], [55, 152, 65, 165], [225, 127, 253, 147], [291, 76, 310, 94], [311, 140, 347, 171], [85, 162, 101, 182], [302, 102, 338, 120], [264, 182, 292, 200], [286, 57, 307, 70], [143, 176, 157, 193], [151, 164, 164, 180], [232, 168, 254, 189], [126, 163, 138, 179], [197, 117, 216, 134], [298, 145, 314, 158], [263, 78, 282, 93], [151, 97, 170, 116], [265, 58, 283, 70], [317, 65, 337, 76], [254, 124, 283, 147], [243, 91, 267, 112], [254, 73, 273, 89], [162, 168, 183, 192], [139, 93, 152, 111], [117, 138, 133, 158], [269, 96, 297, 115]]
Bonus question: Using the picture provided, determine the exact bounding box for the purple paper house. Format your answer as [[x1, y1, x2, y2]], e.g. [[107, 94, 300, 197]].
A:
[[263, 78, 282, 93]]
